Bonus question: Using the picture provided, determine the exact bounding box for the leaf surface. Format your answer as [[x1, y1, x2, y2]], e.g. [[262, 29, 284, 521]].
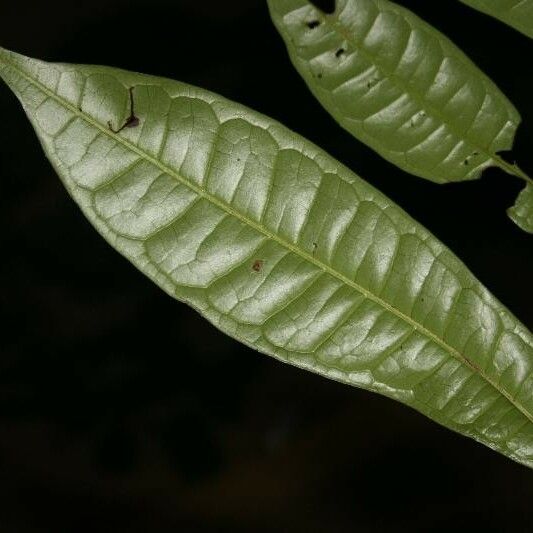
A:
[[268, 0, 533, 232], [459, 0, 533, 38], [0, 48, 532, 467]]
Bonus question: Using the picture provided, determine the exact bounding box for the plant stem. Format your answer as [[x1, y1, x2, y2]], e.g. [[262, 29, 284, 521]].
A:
[[495, 156, 533, 186]]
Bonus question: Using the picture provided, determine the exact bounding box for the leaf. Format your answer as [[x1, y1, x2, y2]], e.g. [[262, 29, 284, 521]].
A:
[[1, 47, 532, 468], [268, 0, 533, 233], [508, 183, 533, 232], [459, 0, 533, 39]]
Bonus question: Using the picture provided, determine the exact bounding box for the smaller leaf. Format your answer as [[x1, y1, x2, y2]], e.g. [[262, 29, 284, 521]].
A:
[[459, 0, 533, 39], [508, 183, 533, 232], [268, 0, 533, 233]]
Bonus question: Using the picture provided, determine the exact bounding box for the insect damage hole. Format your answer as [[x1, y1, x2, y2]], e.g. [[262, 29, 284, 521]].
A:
[[306, 20, 321, 29], [108, 87, 140, 134], [463, 152, 478, 166], [335, 48, 345, 58]]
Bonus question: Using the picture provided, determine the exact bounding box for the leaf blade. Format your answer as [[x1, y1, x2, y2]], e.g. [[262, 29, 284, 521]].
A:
[[1, 48, 532, 467]]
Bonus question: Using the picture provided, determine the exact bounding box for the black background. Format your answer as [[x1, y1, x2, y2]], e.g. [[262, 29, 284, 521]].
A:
[[1, 0, 532, 531]]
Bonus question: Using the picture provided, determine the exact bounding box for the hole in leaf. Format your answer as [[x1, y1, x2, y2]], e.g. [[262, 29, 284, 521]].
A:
[[306, 20, 321, 29], [335, 48, 345, 58], [310, 0, 336, 14], [464, 152, 479, 166]]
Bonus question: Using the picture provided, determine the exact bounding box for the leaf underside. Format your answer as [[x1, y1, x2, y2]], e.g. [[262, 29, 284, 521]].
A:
[[460, 0, 533, 39], [268, 0, 532, 232], [0, 48, 532, 468]]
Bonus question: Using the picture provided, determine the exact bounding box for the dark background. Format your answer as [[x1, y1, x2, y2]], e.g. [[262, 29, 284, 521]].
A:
[[0, 0, 532, 531]]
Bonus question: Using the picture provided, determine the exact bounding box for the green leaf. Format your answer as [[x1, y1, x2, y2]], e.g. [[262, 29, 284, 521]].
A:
[[459, 0, 533, 39], [1, 47, 532, 468], [267, 0, 533, 232], [508, 183, 533, 232]]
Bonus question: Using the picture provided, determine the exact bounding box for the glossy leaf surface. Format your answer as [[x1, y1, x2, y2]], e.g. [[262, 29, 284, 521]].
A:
[[268, 0, 533, 232], [460, 0, 533, 38], [0, 48, 532, 467]]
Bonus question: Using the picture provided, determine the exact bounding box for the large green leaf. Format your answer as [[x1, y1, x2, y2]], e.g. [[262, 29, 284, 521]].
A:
[[268, 0, 533, 233], [0, 48, 532, 467], [459, 0, 533, 38]]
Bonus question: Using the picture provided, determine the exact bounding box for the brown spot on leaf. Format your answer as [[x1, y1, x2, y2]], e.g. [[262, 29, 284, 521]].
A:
[[252, 260, 264, 273]]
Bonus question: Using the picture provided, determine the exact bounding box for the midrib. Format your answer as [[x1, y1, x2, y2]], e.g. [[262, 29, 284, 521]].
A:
[[3, 54, 531, 425]]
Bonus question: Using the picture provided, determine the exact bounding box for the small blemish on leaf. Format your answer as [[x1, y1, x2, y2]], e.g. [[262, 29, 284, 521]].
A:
[[252, 260, 264, 273], [317, 73, 323, 79], [306, 20, 321, 29], [411, 110, 426, 127], [335, 48, 345, 58]]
